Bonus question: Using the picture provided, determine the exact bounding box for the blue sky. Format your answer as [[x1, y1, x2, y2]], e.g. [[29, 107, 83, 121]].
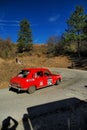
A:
[[0, 0, 87, 44]]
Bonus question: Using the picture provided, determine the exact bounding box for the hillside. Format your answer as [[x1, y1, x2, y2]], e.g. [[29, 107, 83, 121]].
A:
[[0, 55, 71, 89], [0, 44, 87, 89]]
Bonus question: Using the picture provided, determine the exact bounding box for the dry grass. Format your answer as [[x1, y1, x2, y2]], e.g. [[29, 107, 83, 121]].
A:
[[0, 55, 71, 89], [1, 44, 87, 89], [19, 55, 71, 67], [0, 45, 87, 88], [0, 58, 5, 64]]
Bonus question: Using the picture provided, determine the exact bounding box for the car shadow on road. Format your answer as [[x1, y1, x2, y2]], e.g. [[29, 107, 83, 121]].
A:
[[1, 116, 18, 130], [22, 97, 87, 130], [9, 87, 27, 94]]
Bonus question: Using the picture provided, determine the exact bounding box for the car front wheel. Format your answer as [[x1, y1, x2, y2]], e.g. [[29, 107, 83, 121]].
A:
[[28, 86, 36, 94], [55, 79, 60, 85]]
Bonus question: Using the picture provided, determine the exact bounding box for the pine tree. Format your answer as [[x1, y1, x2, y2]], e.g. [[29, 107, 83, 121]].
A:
[[65, 6, 87, 57], [17, 19, 33, 53]]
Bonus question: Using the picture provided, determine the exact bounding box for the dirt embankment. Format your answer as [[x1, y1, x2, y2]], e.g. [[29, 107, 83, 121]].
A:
[[0, 54, 87, 89], [0, 56, 71, 89]]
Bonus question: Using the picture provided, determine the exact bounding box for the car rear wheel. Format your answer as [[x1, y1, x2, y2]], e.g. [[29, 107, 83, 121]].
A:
[[28, 86, 36, 94]]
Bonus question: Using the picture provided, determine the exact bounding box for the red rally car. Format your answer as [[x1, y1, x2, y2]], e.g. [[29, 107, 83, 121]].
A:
[[9, 68, 62, 94]]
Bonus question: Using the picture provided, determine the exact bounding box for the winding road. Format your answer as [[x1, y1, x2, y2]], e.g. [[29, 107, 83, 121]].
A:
[[0, 68, 87, 129]]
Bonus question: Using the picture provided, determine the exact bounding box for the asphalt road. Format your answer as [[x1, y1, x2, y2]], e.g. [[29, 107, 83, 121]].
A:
[[0, 68, 87, 130]]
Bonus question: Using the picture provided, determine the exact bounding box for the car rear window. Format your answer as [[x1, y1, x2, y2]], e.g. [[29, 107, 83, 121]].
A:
[[17, 70, 30, 78]]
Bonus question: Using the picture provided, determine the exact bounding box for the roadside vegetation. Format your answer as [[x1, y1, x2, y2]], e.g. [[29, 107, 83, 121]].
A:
[[0, 6, 87, 59], [0, 5, 87, 89]]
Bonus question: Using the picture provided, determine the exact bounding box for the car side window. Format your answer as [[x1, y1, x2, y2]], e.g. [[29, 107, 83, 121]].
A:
[[37, 71, 43, 77]]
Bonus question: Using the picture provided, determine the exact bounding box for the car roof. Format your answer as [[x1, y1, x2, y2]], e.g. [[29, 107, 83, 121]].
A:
[[22, 68, 49, 72]]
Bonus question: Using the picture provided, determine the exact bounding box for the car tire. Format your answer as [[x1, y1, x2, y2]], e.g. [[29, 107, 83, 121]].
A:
[[28, 86, 36, 94], [55, 79, 60, 85]]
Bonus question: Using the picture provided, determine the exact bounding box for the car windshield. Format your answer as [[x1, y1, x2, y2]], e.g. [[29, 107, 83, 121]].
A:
[[44, 70, 51, 76], [17, 70, 30, 78]]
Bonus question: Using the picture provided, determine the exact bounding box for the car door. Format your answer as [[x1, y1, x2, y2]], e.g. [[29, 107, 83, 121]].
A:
[[35, 71, 47, 89], [43, 70, 53, 86]]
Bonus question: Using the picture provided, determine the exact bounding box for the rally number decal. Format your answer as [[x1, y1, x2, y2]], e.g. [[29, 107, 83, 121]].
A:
[[47, 79, 52, 85]]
